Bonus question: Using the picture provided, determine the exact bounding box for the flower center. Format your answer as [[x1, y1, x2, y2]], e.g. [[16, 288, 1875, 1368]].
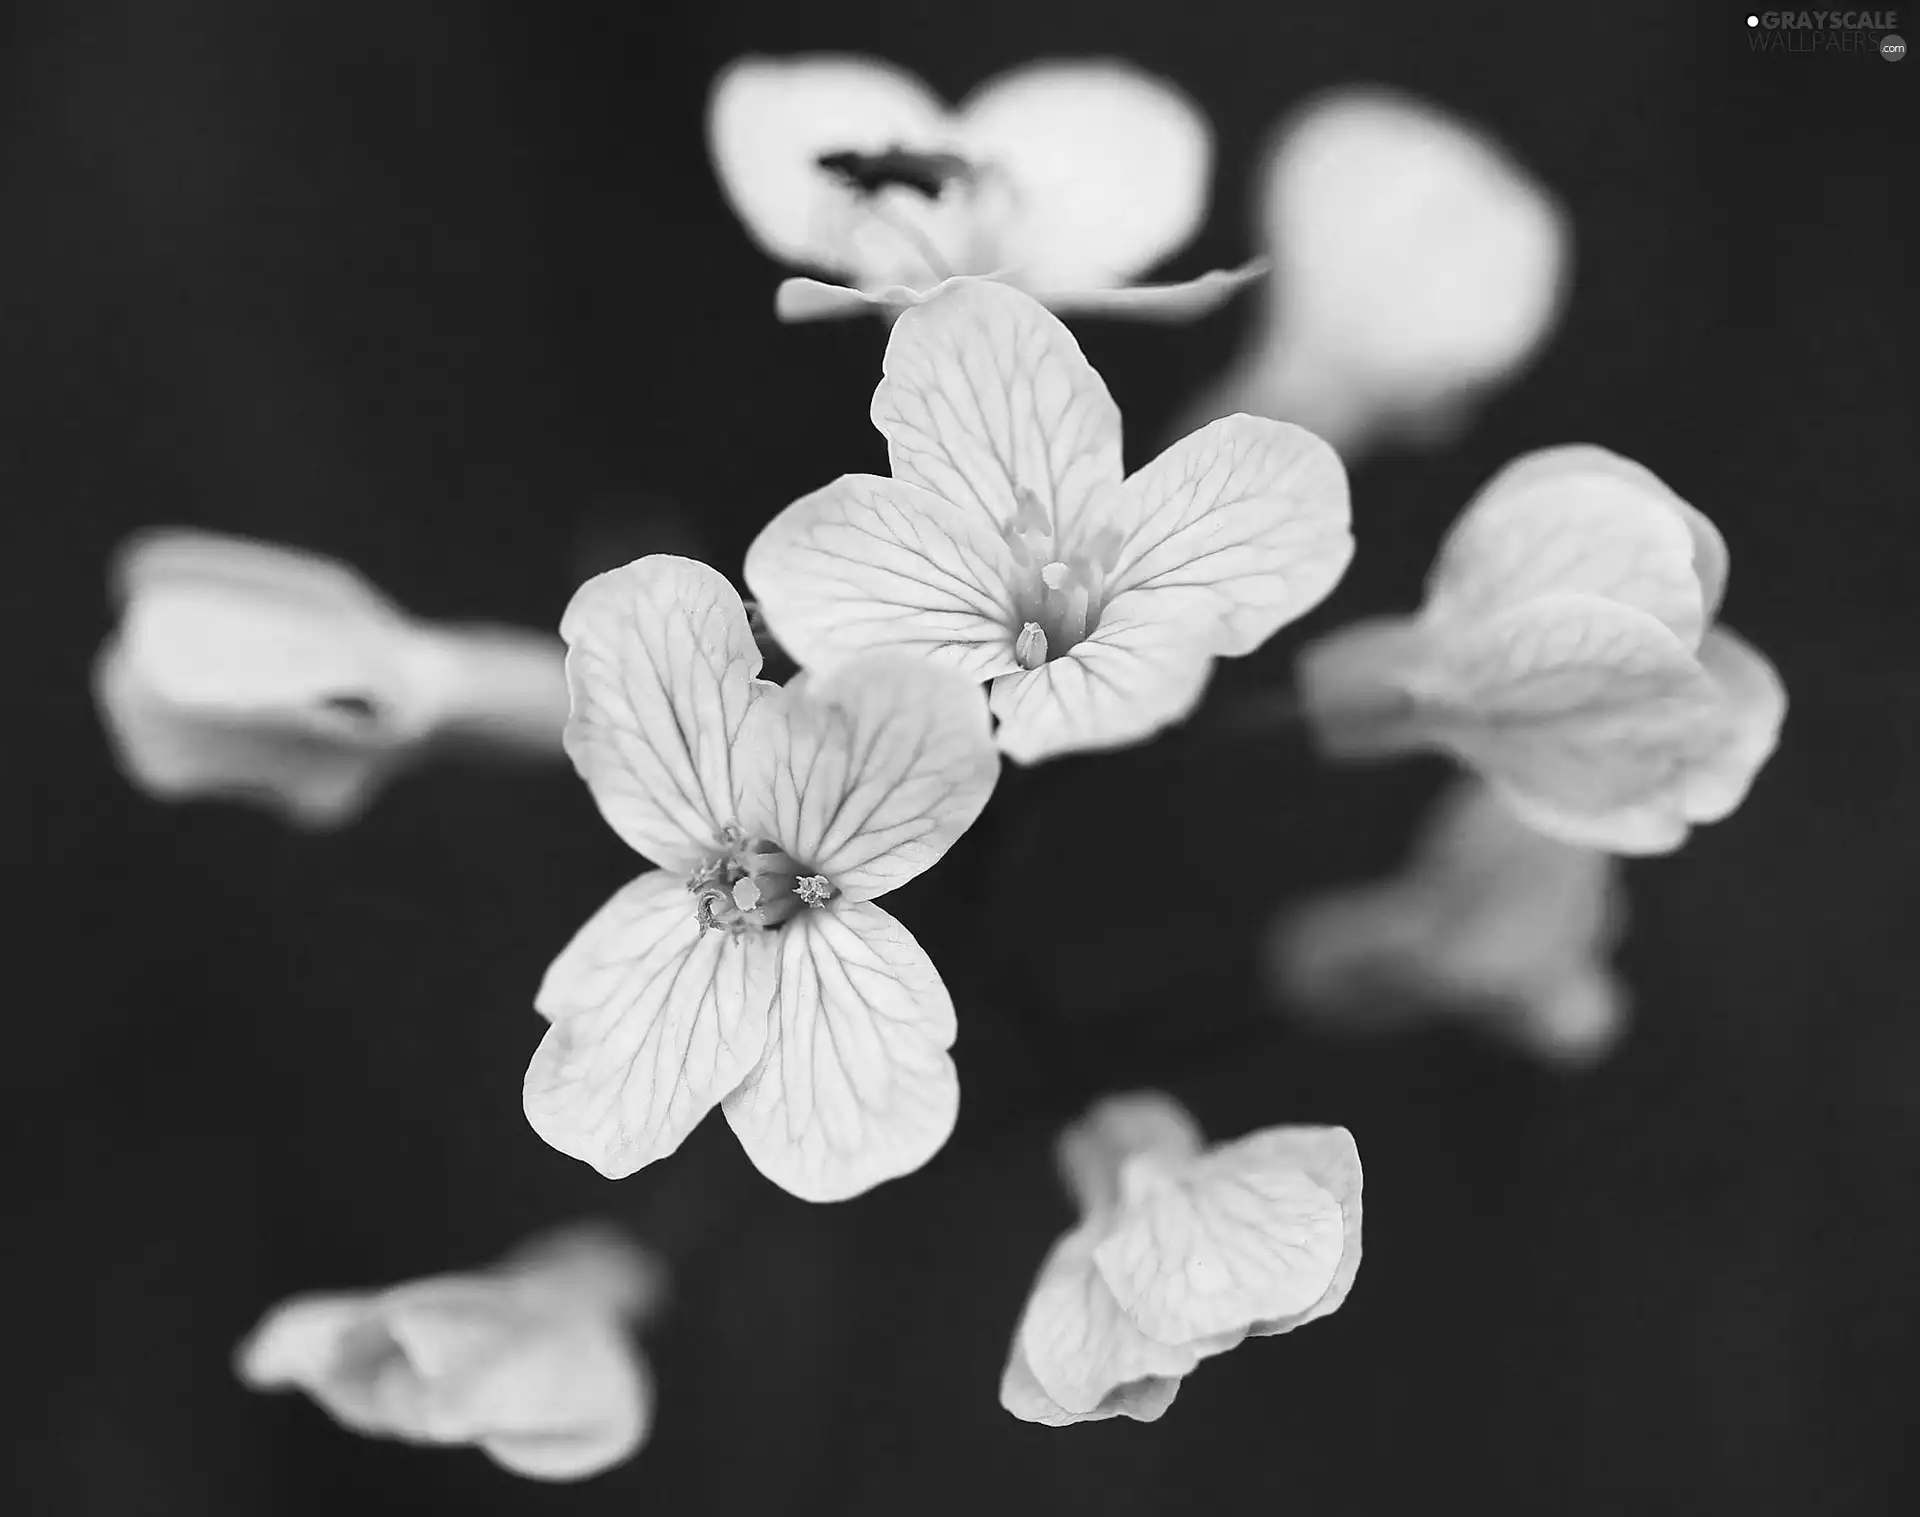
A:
[[814, 145, 1019, 289], [686, 825, 834, 938], [1002, 487, 1125, 668]]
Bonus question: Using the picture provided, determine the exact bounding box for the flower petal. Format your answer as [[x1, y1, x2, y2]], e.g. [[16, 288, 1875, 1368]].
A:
[[1426, 594, 1727, 832], [1682, 626, 1787, 824], [721, 901, 958, 1201], [997, 1341, 1088, 1426], [92, 637, 395, 826], [1273, 782, 1626, 1056], [440, 1315, 651, 1481], [774, 277, 921, 322], [239, 1244, 656, 1483], [1036, 260, 1267, 321], [237, 1292, 380, 1399], [1222, 1126, 1364, 1337], [1493, 785, 1690, 856], [1412, 779, 1622, 991], [1099, 415, 1352, 657], [1503, 968, 1628, 1067], [707, 54, 949, 275], [1010, 1224, 1202, 1420], [1056, 1091, 1205, 1218], [238, 1292, 447, 1440], [559, 556, 773, 873], [526, 870, 778, 1178], [1426, 447, 1711, 649], [109, 529, 424, 714], [733, 655, 998, 899], [744, 474, 1024, 685], [1259, 87, 1567, 398], [1294, 615, 1442, 759], [872, 278, 1124, 538], [1268, 876, 1436, 1020], [1093, 1129, 1353, 1346], [957, 61, 1211, 289], [498, 1223, 667, 1321], [988, 595, 1213, 763]]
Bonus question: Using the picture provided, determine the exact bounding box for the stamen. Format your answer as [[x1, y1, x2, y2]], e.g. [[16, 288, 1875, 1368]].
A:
[[794, 875, 835, 908], [1040, 570, 1090, 647], [1014, 622, 1049, 671], [692, 884, 732, 934], [685, 825, 814, 936], [1062, 584, 1090, 645]]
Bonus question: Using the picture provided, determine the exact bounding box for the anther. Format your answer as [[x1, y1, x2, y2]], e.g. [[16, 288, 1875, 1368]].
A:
[[1015, 622, 1049, 671], [794, 875, 835, 908]]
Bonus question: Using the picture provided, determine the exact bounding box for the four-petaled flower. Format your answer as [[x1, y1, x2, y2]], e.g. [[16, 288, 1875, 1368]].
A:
[[708, 54, 1263, 323], [1297, 445, 1787, 853], [746, 278, 1353, 763], [526, 555, 999, 1201], [93, 528, 569, 827], [1001, 1091, 1362, 1425], [1270, 778, 1628, 1065], [236, 1224, 662, 1482], [1179, 87, 1567, 456]]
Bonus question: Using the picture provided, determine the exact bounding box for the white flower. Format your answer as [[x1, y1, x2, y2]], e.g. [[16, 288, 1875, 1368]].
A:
[[745, 278, 1352, 763], [1180, 87, 1568, 454], [93, 529, 570, 827], [1000, 1092, 1362, 1426], [236, 1224, 663, 1482], [708, 54, 1262, 322], [1297, 445, 1787, 854], [1272, 779, 1627, 1064], [526, 554, 999, 1201]]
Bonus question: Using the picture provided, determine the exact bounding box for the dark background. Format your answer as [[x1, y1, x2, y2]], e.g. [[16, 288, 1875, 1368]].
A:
[[6, 2, 1917, 1512]]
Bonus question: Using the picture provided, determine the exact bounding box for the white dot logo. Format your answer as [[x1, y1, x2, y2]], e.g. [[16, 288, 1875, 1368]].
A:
[[1747, 13, 1759, 24]]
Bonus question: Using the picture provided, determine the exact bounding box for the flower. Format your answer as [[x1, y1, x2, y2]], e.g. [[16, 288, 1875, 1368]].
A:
[[745, 278, 1353, 764], [1297, 445, 1787, 854], [235, 1223, 663, 1481], [526, 555, 999, 1201], [1001, 1092, 1362, 1426], [708, 54, 1263, 322], [93, 529, 570, 827], [1178, 87, 1568, 455], [1270, 778, 1628, 1065]]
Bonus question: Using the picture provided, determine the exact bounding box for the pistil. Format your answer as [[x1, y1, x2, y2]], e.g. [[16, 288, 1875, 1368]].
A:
[[687, 826, 832, 936], [999, 492, 1121, 663]]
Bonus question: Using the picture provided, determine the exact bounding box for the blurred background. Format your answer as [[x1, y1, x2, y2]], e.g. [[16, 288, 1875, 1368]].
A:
[[5, 2, 1916, 1511]]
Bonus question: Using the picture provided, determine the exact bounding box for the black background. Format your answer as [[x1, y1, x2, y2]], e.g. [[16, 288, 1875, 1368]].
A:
[[6, 2, 1917, 1513]]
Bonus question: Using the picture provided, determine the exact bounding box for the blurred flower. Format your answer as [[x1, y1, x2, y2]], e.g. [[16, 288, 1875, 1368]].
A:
[[1297, 446, 1786, 853], [527, 555, 998, 1201], [1178, 87, 1568, 455], [708, 54, 1262, 322], [93, 529, 570, 827], [1270, 778, 1627, 1064], [746, 278, 1352, 763], [1001, 1093, 1362, 1426], [236, 1223, 663, 1482]]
